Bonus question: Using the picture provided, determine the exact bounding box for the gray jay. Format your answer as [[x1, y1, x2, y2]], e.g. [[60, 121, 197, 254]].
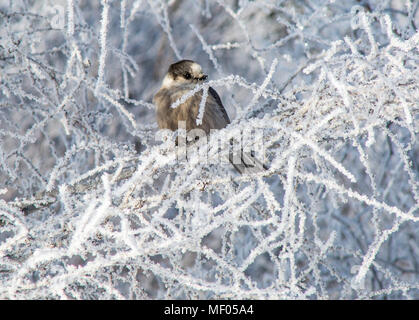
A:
[[153, 60, 265, 174]]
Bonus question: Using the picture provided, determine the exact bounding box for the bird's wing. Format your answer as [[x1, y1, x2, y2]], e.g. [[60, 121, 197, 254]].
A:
[[208, 87, 230, 125]]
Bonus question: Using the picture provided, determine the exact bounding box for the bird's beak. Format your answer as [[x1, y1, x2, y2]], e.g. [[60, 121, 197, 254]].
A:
[[198, 74, 208, 81]]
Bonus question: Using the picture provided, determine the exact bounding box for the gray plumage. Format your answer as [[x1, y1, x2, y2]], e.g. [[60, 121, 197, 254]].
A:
[[153, 60, 229, 133], [153, 60, 265, 174]]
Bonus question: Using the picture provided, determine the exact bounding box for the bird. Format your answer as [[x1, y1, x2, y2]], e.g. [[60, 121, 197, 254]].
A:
[[153, 59, 265, 174]]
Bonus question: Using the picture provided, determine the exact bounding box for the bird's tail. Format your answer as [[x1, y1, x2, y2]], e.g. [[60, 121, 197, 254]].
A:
[[229, 148, 267, 175]]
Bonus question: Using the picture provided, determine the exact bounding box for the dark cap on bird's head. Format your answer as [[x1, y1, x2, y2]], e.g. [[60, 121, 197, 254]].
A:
[[167, 60, 208, 81]]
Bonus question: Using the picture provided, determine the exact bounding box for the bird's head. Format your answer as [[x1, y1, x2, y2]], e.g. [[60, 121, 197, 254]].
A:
[[161, 60, 208, 88]]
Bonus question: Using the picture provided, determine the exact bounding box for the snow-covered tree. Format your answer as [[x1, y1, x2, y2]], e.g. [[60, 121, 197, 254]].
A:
[[0, 0, 418, 299]]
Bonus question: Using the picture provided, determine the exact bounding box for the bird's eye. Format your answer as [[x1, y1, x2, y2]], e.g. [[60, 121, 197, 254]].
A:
[[184, 73, 191, 79]]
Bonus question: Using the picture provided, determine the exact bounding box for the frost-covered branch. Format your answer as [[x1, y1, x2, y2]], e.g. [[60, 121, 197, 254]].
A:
[[0, 0, 418, 300]]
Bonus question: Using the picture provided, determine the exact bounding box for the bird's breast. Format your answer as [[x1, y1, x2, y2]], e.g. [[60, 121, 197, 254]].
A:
[[154, 86, 201, 131]]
